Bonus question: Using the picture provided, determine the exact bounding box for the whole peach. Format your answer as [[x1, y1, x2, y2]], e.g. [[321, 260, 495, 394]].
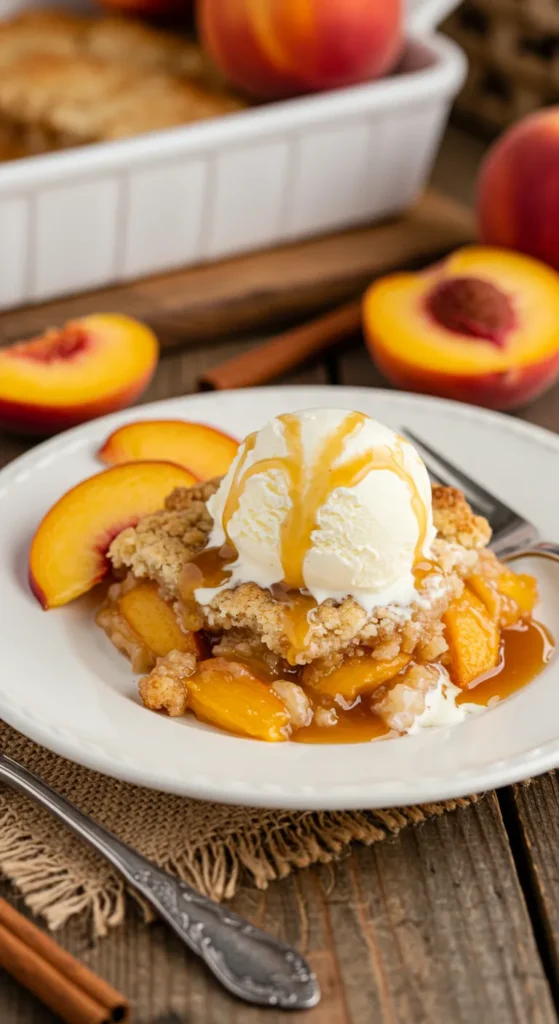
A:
[[478, 108, 559, 272], [198, 0, 403, 100]]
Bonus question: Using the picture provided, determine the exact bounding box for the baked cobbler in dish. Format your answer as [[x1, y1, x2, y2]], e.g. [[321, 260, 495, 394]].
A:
[[0, 8, 244, 161]]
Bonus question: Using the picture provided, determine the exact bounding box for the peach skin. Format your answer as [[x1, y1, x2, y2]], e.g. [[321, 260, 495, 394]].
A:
[[100, 0, 188, 15], [478, 108, 559, 273], [29, 461, 197, 609], [199, 0, 403, 99], [0, 314, 158, 436], [363, 246, 559, 410], [98, 419, 238, 480]]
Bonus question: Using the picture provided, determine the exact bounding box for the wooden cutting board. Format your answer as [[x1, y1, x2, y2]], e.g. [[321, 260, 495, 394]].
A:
[[0, 190, 475, 350]]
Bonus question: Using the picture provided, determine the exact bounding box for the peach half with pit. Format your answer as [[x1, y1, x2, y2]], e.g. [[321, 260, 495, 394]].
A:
[[0, 314, 158, 436], [29, 461, 197, 609], [363, 246, 559, 410], [98, 419, 239, 480]]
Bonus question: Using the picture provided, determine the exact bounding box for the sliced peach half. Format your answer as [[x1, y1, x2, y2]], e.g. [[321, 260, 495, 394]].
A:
[[98, 419, 238, 480], [364, 246, 559, 410], [30, 461, 197, 609], [0, 314, 158, 436]]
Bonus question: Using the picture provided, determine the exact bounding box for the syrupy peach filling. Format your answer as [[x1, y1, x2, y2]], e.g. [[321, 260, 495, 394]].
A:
[[179, 544, 322, 664], [99, 543, 554, 744]]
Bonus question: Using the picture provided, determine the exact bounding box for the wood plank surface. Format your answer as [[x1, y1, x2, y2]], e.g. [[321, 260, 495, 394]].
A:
[[506, 776, 559, 1005], [1, 795, 555, 1024], [0, 191, 474, 351]]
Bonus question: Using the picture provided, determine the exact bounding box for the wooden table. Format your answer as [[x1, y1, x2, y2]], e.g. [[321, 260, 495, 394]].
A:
[[2, 127, 559, 1024]]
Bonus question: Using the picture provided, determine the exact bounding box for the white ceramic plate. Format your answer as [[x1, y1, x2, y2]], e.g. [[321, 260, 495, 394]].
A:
[[1, 387, 558, 810]]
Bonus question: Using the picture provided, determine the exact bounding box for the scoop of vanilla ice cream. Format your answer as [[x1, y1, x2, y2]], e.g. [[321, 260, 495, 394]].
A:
[[198, 408, 436, 612]]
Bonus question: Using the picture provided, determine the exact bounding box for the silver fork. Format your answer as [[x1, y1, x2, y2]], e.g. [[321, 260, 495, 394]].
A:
[[403, 428, 559, 563], [0, 751, 320, 1010]]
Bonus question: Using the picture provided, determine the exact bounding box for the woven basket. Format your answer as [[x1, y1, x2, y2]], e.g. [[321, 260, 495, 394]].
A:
[[444, 0, 559, 134]]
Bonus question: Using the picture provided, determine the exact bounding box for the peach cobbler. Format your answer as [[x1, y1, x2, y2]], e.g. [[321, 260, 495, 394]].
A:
[[88, 408, 552, 743]]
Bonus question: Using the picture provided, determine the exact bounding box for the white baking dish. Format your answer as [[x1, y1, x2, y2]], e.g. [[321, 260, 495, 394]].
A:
[[0, 0, 466, 312]]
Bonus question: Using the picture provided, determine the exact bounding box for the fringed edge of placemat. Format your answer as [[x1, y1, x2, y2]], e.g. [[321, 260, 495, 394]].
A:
[[0, 794, 479, 936]]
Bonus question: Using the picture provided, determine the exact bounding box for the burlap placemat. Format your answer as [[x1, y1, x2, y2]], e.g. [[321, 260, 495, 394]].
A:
[[0, 721, 478, 937]]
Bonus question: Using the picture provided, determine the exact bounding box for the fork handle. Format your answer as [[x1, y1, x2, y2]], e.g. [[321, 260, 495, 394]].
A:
[[0, 752, 319, 1010], [504, 541, 559, 563]]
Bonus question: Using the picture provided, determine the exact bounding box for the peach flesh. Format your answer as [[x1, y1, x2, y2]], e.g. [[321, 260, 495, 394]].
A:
[[0, 315, 158, 435], [29, 461, 196, 609]]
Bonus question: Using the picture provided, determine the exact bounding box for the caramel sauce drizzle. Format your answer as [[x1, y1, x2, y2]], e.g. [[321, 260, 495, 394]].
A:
[[220, 412, 429, 591]]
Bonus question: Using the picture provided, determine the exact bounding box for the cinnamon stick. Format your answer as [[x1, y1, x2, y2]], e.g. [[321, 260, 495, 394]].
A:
[[0, 897, 128, 1024], [197, 297, 362, 391]]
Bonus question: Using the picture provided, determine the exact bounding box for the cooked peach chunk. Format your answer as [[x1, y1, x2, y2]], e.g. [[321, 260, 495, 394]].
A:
[[303, 653, 410, 703], [29, 461, 198, 609], [444, 586, 500, 688], [98, 419, 238, 480], [466, 574, 501, 622], [187, 659, 291, 741], [118, 581, 205, 660], [496, 568, 538, 627]]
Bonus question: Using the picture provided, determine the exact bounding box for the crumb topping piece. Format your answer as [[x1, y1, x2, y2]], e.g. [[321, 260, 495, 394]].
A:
[[109, 479, 219, 596], [432, 485, 492, 549], [138, 649, 196, 717]]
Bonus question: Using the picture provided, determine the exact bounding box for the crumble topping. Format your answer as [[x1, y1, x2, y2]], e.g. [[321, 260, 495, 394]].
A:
[[372, 663, 445, 732], [432, 485, 492, 549], [138, 649, 196, 717], [108, 478, 491, 665], [109, 479, 218, 597]]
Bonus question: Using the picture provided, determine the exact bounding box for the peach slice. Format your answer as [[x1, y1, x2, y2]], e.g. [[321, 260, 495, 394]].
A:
[[363, 246, 559, 410], [0, 314, 158, 436], [30, 461, 197, 609], [118, 581, 206, 660], [187, 659, 291, 741], [444, 586, 500, 688], [98, 419, 238, 481], [304, 653, 410, 703]]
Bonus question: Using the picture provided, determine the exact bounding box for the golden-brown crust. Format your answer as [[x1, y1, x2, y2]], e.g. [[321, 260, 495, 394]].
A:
[[165, 479, 222, 511], [432, 485, 492, 549], [0, 8, 245, 159], [0, 10, 87, 68], [138, 649, 196, 717], [108, 479, 220, 596], [202, 570, 462, 665], [107, 479, 485, 665]]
